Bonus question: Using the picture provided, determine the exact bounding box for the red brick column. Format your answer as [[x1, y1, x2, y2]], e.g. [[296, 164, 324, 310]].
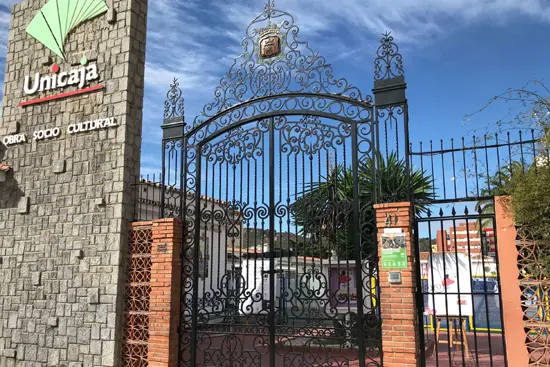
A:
[[148, 218, 183, 367], [495, 196, 529, 366], [374, 202, 420, 367]]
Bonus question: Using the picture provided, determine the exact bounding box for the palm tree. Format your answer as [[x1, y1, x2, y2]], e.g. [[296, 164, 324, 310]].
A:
[[290, 152, 434, 261], [475, 161, 523, 229]]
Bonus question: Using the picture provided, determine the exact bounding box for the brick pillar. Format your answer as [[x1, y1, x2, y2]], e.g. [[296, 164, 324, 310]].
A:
[[374, 202, 420, 367], [495, 196, 529, 366], [148, 218, 183, 367]]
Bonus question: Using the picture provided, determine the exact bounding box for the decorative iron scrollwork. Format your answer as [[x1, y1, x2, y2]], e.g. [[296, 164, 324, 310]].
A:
[[122, 227, 152, 367], [374, 31, 404, 81], [202, 127, 264, 166], [164, 78, 185, 119], [187, 0, 372, 144], [281, 116, 351, 156], [178, 2, 384, 367]]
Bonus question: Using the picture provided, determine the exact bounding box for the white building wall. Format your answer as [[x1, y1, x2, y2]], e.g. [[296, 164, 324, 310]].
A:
[[136, 182, 243, 315]]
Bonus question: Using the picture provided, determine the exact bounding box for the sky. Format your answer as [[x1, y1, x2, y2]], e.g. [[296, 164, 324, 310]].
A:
[[0, 0, 549, 193]]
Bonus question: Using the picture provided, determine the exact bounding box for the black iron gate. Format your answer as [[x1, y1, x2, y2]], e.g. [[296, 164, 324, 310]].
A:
[[154, 2, 412, 366], [413, 205, 507, 367], [180, 108, 381, 367], [405, 133, 537, 366]]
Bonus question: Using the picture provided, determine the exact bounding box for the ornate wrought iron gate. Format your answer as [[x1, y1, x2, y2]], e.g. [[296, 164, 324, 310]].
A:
[[179, 109, 381, 367], [155, 2, 411, 366], [407, 134, 522, 366], [413, 206, 507, 367]]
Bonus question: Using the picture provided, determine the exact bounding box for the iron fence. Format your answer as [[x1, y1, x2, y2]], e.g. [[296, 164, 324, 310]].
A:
[[414, 205, 507, 367], [133, 174, 165, 222], [409, 130, 548, 204]]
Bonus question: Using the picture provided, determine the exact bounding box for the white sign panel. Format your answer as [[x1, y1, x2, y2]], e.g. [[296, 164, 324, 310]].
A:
[[427, 253, 473, 317]]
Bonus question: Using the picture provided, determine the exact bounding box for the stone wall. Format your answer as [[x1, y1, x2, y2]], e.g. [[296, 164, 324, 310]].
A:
[[0, 0, 148, 366]]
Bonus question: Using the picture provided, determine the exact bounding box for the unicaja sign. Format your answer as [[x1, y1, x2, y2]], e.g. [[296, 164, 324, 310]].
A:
[[24, 61, 99, 96]]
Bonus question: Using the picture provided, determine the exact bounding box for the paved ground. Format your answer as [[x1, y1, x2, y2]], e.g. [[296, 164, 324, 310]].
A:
[[424, 333, 506, 367], [191, 331, 506, 366]]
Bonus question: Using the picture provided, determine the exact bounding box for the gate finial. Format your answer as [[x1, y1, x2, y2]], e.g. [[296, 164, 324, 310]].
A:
[[264, 0, 275, 20], [162, 77, 186, 140], [372, 31, 407, 107], [374, 31, 404, 81], [164, 77, 185, 121], [265, 0, 275, 11]]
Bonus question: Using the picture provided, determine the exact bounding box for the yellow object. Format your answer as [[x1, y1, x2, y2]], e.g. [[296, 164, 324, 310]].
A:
[[435, 316, 469, 360]]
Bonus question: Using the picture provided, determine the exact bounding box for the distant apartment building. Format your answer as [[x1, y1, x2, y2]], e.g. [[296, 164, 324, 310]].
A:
[[435, 222, 495, 257]]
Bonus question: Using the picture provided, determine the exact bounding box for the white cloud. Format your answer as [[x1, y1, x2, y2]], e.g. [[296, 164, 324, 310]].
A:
[[143, 0, 550, 94], [138, 0, 550, 172], [0, 0, 548, 172]]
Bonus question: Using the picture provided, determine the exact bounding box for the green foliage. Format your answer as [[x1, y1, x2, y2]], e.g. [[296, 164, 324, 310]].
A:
[[475, 162, 524, 229], [467, 80, 550, 277], [418, 238, 433, 253], [509, 164, 550, 240], [477, 161, 550, 237], [289, 239, 331, 258], [483, 161, 550, 278], [291, 152, 434, 260]]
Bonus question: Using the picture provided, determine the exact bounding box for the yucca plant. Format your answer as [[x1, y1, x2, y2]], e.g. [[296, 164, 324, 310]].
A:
[[291, 152, 434, 260]]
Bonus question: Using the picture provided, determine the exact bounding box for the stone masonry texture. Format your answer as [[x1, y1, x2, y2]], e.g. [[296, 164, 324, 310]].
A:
[[0, 1, 148, 366]]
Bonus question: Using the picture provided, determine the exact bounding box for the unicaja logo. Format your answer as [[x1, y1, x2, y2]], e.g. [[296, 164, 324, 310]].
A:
[[26, 0, 108, 61], [20, 0, 108, 106], [24, 58, 99, 96]]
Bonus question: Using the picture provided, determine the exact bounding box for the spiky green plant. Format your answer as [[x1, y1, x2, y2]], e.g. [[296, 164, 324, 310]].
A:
[[291, 152, 434, 260]]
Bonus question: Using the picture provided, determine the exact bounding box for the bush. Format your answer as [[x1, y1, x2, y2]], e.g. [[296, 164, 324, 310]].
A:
[[509, 164, 550, 240], [504, 163, 550, 278]]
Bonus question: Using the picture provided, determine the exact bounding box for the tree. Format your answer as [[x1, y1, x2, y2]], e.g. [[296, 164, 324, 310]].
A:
[[466, 80, 549, 206], [464, 80, 550, 143], [466, 80, 550, 277], [475, 161, 523, 229], [502, 162, 550, 278], [507, 164, 550, 239], [289, 238, 331, 259], [290, 152, 434, 261], [418, 238, 433, 253]]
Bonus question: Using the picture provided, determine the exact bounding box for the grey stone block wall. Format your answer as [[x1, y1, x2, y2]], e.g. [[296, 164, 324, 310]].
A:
[[0, 1, 148, 366]]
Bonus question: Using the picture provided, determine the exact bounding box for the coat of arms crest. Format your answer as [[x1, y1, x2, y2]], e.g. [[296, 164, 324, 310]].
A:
[[259, 23, 281, 59]]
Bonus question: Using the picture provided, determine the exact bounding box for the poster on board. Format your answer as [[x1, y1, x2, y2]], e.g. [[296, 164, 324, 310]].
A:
[[381, 233, 407, 269], [426, 253, 473, 317], [330, 267, 358, 305]]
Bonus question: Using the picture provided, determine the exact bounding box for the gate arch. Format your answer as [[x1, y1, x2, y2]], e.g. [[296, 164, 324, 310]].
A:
[[165, 2, 387, 367]]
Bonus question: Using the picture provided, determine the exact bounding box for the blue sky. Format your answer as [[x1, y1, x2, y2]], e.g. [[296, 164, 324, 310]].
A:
[[0, 0, 549, 180]]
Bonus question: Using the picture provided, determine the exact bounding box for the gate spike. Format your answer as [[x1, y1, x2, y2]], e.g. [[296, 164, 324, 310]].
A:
[[476, 205, 483, 215], [464, 206, 469, 215], [439, 208, 444, 217], [451, 207, 456, 216], [427, 209, 432, 218]]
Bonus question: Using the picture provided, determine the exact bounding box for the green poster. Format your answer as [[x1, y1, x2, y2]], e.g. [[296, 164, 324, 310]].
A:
[[381, 233, 407, 269]]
